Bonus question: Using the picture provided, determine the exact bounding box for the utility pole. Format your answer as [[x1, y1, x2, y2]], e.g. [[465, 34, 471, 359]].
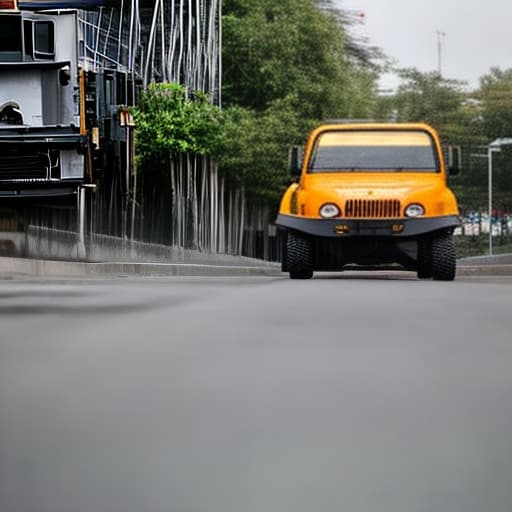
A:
[[437, 30, 446, 75]]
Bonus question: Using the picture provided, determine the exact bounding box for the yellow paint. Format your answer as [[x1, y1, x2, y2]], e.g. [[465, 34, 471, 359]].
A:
[[278, 123, 459, 220], [317, 130, 432, 147]]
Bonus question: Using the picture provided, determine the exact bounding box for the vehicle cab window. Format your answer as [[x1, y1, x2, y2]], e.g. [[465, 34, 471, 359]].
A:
[[0, 15, 22, 61], [24, 19, 55, 60], [309, 130, 439, 173]]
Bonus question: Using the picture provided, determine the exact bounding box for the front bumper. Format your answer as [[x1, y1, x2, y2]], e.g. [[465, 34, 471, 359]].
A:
[[0, 127, 86, 195], [276, 213, 460, 238], [0, 184, 80, 198]]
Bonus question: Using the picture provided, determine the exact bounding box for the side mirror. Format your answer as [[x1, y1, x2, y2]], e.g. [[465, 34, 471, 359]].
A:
[[289, 146, 302, 179], [446, 145, 461, 176], [59, 65, 71, 86]]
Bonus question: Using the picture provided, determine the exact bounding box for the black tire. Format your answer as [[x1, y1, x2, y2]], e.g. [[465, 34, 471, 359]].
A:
[[431, 232, 456, 281], [417, 238, 432, 279], [287, 232, 313, 279]]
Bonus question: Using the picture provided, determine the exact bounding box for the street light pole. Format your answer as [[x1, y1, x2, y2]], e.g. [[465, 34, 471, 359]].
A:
[[437, 30, 446, 75], [488, 146, 496, 255]]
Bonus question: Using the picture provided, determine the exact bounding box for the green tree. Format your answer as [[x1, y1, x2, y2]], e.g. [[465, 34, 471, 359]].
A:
[[477, 67, 512, 139], [384, 68, 468, 142], [474, 68, 512, 212], [134, 83, 222, 162], [216, 97, 313, 203], [221, 0, 380, 205], [222, 0, 377, 120]]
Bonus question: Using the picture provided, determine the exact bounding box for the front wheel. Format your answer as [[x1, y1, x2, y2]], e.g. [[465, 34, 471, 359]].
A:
[[286, 232, 313, 279], [431, 232, 456, 281]]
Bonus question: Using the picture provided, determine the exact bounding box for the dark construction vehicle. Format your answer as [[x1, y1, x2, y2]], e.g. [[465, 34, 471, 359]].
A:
[[276, 122, 461, 280], [0, 0, 136, 254], [0, 5, 87, 197]]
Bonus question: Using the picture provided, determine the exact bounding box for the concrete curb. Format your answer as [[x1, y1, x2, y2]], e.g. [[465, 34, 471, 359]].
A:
[[458, 254, 512, 265], [456, 265, 512, 277], [457, 253, 512, 276], [0, 256, 283, 278], [2, 256, 512, 279]]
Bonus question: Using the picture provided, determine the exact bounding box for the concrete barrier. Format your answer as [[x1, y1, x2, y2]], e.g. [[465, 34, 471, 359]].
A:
[[456, 264, 512, 276], [0, 256, 283, 278]]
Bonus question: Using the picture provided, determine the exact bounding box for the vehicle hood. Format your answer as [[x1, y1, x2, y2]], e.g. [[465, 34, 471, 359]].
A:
[[303, 173, 445, 200]]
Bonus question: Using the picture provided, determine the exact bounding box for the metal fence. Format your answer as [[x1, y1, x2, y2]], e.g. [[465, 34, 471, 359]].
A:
[[78, 0, 221, 101], [452, 144, 512, 258]]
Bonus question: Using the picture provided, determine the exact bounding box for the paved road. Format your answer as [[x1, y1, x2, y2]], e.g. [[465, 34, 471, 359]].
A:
[[1, 273, 512, 512]]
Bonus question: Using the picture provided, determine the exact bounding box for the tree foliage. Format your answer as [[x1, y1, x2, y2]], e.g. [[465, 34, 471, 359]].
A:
[[133, 83, 222, 160], [477, 67, 512, 139], [223, 0, 351, 118], [383, 69, 469, 142], [220, 0, 380, 204], [472, 68, 512, 211], [216, 98, 314, 202], [313, 0, 384, 67]]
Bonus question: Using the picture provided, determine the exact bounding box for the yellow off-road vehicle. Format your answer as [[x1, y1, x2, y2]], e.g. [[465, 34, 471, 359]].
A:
[[276, 122, 461, 280]]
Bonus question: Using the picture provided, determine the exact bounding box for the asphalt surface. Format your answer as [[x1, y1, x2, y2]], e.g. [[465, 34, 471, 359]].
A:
[[1, 273, 512, 512]]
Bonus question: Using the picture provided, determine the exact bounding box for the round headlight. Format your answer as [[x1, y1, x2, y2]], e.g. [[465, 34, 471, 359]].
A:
[[319, 203, 341, 218], [405, 203, 425, 217]]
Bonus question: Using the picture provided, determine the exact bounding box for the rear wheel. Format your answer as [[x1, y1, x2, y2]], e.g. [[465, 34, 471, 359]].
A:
[[287, 232, 313, 279], [431, 232, 456, 281]]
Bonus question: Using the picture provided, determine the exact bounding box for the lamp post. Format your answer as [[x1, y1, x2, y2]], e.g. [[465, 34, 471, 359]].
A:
[[436, 30, 446, 75], [487, 138, 512, 255]]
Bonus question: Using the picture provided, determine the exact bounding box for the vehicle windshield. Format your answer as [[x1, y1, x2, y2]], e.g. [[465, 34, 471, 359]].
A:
[[309, 130, 439, 172]]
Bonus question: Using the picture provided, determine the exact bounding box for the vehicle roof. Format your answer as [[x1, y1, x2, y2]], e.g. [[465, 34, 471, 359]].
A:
[[307, 122, 441, 148], [313, 122, 437, 133]]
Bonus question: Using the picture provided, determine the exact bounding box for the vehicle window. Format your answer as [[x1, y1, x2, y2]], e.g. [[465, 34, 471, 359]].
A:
[[0, 15, 22, 56], [309, 130, 439, 172], [34, 21, 55, 59]]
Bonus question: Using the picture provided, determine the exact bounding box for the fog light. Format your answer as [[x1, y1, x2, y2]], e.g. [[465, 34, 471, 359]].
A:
[[319, 203, 341, 218], [335, 224, 350, 234]]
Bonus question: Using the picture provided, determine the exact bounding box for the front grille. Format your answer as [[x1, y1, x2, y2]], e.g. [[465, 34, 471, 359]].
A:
[[345, 199, 401, 218], [0, 154, 48, 180], [0, 150, 56, 181]]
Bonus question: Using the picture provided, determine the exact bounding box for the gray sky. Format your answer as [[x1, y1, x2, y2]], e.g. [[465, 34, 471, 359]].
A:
[[336, 0, 511, 90]]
